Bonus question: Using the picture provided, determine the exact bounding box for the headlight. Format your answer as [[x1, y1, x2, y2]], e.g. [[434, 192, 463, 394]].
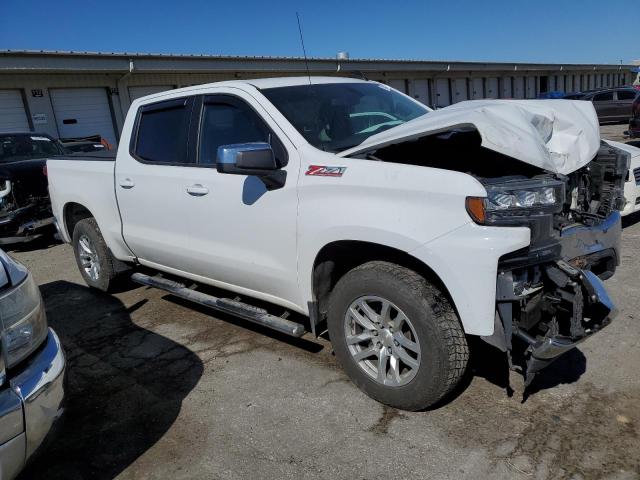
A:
[[0, 273, 48, 368], [466, 178, 565, 225]]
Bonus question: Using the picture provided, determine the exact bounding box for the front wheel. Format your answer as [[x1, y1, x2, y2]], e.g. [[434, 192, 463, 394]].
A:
[[327, 261, 469, 411], [72, 218, 119, 292]]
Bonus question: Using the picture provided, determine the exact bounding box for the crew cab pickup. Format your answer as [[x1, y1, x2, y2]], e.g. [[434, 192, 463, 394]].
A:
[[47, 77, 630, 410]]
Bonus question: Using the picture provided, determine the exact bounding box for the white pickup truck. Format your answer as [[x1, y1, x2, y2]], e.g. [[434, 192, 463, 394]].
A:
[[47, 77, 629, 410]]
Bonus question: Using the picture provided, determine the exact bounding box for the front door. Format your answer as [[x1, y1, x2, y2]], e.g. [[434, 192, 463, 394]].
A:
[[179, 91, 301, 309]]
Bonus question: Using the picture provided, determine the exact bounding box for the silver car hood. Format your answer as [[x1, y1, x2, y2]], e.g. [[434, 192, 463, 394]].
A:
[[338, 99, 601, 175]]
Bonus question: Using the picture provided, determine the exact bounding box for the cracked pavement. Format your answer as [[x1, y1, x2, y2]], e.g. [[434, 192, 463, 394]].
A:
[[11, 124, 640, 480]]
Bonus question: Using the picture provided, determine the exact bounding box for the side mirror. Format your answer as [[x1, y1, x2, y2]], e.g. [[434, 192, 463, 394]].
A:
[[216, 142, 286, 190]]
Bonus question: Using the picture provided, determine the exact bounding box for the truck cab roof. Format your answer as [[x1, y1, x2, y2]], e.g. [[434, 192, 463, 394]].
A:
[[133, 76, 371, 103]]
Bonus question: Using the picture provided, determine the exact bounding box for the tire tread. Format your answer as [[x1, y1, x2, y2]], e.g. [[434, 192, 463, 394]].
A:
[[329, 261, 469, 409], [72, 217, 118, 292]]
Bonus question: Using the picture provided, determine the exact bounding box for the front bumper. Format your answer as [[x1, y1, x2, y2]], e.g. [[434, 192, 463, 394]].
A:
[[489, 213, 620, 384], [514, 267, 615, 384], [0, 329, 65, 479]]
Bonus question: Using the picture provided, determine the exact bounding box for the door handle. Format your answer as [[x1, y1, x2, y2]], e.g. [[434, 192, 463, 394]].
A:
[[186, 184, 209, 197], [119, 178, 135, 189]]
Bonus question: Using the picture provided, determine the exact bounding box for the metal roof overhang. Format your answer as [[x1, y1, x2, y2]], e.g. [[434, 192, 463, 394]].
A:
[[0, 50, 633, 75]]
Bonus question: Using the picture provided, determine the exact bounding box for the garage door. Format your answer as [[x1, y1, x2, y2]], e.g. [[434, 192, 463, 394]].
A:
[[452, 79, 468, 103], [501, 77, 512, 98], [0, 89, 30, 133], [50, 88, 117, 146], [388, 79, 407, 94], [470, 78, 484, 99], [486, 78, 499, 98], [409, 79, 430, 106], [526, 77, 536, 98], [513, 77, 525, 99], [434, 79, 450, 108], [128, 85, 173, 102]]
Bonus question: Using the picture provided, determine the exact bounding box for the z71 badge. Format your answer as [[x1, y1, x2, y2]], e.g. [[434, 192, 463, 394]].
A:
[[305, 165, 347, 177]]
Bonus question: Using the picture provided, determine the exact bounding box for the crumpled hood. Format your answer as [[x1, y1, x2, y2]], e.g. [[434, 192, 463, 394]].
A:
[[338, 99, 601, 175]]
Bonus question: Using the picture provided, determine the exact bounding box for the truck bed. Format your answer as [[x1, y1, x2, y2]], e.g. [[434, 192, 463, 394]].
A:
[[46, 153, 134, 261], [51, 150, 116, 161]]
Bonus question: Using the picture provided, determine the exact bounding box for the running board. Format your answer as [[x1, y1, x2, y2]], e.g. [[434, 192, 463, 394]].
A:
[[131, 272, 305, 337]]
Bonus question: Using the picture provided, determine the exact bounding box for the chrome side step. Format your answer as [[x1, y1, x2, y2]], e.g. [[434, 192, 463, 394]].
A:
[[131, 272, 305, 337]]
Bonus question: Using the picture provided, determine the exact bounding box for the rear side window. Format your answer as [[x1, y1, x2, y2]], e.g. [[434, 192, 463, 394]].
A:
[[617, 90, 637, 101], [0, 135, 62, 162], [593, 91, 613, 102], [134, 98, 193, 164]]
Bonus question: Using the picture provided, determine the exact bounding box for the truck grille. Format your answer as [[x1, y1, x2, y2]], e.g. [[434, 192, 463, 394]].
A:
[[635, 167, 640, 185]]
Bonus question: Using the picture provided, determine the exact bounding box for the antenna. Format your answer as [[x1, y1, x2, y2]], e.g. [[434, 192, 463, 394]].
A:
[[296, 12, 312, 85]]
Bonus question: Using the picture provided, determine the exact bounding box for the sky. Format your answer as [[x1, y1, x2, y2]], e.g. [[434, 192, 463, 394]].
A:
[[0, 0, 636, 65]]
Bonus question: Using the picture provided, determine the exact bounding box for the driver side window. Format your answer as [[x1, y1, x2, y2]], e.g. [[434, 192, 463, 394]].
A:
[[198, 98, 287, 167]]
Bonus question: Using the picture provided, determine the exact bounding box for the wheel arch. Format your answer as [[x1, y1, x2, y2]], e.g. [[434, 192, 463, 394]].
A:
[[310, 240, 461, 331], [63, 202, 95, 240]]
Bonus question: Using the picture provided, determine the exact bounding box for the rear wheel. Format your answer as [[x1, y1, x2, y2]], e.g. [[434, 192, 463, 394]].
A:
[[72, 218, 118, 292], [327, 261, 468, 410]]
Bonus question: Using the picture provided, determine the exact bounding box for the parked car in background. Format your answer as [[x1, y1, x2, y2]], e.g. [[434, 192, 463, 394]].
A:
[[0, 132, 64, 244], [0, 248, 65, 479], [562, 92, 588, 99], [627, 91, 640, 138], [59, 134, 110, 153], [537, 91, 586, 100], [537, 91, 568, 99], [604, 140, 640, 216], [47, 78, 626, 410], [582, 87, 638, 123]]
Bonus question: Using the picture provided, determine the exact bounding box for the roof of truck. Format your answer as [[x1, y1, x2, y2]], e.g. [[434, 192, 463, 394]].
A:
[[244, 76, 370, 89], [146, 76, 371, 99]]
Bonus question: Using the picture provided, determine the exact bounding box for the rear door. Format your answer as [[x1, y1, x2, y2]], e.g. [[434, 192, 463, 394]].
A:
[[614, 89, 637, 121], [590, 91, 616, 122], [115, 96, 200, 271]]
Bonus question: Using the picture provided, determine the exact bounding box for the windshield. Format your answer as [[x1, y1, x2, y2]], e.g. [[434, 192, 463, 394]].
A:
[[0, 134, 62, 162], [261, 82, 430, 152]]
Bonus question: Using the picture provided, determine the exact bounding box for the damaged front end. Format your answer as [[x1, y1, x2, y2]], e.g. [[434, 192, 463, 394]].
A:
[[480, 142, 628, 385], [493, 260, 615, 386], [346, 97, 628, 387]]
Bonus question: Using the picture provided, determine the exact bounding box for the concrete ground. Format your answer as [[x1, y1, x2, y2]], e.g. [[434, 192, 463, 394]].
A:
[[14, 124, 640, 480]]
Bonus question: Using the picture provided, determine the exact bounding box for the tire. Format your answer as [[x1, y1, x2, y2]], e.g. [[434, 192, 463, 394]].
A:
[[327, 261, 468, 411], [72, 218, 118, 292]]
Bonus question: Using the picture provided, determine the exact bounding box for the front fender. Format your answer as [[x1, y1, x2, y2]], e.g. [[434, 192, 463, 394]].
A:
[[410, 223, 530, 335]]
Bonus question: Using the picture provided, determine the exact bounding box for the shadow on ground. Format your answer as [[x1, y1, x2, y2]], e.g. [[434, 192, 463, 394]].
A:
[[4, 231, 59, 253], [437, 337, 586, 409], [18, 281, 203, 480], [622, 211, 640, 228]]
